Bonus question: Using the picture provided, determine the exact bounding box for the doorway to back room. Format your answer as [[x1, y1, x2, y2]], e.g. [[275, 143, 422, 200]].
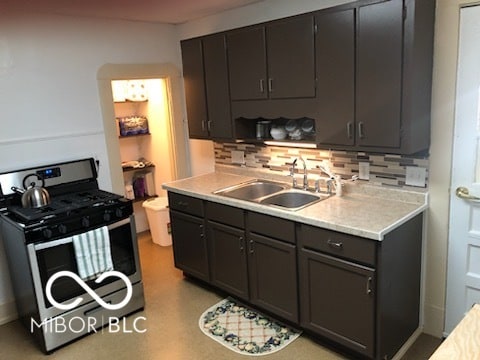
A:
[[97, 63, 191, 233], [111, 78, 175, 232]]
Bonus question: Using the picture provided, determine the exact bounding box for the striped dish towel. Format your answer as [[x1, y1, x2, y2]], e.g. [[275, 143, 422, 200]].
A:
[[72, 226, 113, 281]]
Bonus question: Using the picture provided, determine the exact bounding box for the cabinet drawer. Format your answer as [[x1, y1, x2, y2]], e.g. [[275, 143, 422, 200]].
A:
[[206, 201, 244, 228], [299, 225, 376, 266], [168, 192, 204, 217], [248, 212, 296, 244]]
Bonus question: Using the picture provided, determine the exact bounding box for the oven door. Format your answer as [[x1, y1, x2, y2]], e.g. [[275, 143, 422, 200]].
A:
[[28, 215, 142, 320]]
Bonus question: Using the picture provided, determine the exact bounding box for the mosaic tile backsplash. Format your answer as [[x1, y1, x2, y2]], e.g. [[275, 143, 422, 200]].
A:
[[214, 142, 429, 188]]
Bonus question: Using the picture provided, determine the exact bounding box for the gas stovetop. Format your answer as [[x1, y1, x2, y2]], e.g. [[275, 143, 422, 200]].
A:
[[7, 189, 123, 224], [0, 158, 133, 243]]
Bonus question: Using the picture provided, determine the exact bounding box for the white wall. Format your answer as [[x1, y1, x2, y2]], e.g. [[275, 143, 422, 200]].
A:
[[0, 10, 182, 322]]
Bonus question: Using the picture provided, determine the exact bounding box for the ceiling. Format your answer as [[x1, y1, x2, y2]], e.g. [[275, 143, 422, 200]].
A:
[[0, 0, 265, 24]]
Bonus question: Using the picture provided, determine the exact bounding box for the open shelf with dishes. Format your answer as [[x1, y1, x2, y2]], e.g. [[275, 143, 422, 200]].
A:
[[234, 117, 316, 144]]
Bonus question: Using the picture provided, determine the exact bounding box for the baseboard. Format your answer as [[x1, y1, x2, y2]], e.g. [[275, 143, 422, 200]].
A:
[[423, 303, 445, 338], [391, 327, 423, 360], [0, 300, 18, 325]]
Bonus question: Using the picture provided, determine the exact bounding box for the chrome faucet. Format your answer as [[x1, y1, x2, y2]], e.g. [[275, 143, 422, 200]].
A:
[[289, 158, 298, 188], [298, 156, 308, 190], [289, 157, 308, 190]]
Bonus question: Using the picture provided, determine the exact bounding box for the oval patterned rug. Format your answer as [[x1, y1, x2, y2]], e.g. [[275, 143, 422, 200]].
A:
[[199, 298, 302, 356]]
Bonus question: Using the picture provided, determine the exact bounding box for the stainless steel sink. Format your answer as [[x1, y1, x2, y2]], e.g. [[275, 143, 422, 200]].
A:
[[213, 179, 288, 201], [259, 190, 326, 211], [213, 179, 330, 211]]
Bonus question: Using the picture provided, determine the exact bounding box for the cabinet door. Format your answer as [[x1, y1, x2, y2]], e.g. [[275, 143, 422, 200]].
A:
[[181, 38, 209, 139], [266, 15, 315, 99], [227, 26, 267, 100], [169, 210, 209, 282], [356, 0, 403, 148], [203, 34, 233, 139], [299, 248, 375, 358], [315, 8, 355, 146], [208, 221, 249, 300], [248, 233, 298, 323]]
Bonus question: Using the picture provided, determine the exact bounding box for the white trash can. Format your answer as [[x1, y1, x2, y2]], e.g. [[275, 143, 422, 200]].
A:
[[142, 197, 172, 246]]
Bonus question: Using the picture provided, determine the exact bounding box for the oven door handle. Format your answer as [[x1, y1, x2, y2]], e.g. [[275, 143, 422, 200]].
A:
[[34, 236, 73, 250], [107, 217, 131, 231], [34, 218, 131, 251]]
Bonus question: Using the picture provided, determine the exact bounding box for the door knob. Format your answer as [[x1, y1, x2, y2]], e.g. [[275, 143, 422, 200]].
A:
[[456, 186, 480, 202]]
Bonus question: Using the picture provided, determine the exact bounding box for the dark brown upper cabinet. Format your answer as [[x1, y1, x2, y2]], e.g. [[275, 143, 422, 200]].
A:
[[181, 34, 233, 140], [356, 0, 403, 149], [315, 7, 355, 147], [316, 0, 403, 149], [180, 0, 434, 154], [316, 0, 435, 154], [181, 38, 207, 138], [227, 14, 316, 101]]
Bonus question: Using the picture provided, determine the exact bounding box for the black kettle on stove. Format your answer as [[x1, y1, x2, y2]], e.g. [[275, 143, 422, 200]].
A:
[[11, 173, 51, 209]]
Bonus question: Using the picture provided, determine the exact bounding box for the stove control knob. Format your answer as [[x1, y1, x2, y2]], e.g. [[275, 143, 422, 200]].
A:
[[58, 224, 67, 234], [43, 228, 53, 239], [103, 211, 112, 222], [115, 208, 123, 218], [81, 217, 90, 228]]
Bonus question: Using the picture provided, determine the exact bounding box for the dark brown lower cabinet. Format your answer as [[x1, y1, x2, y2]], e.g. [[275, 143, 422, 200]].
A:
[[247, 211, 298, 323], [169, 210, 209, 282], [248, 232, 298, 323], [206, 202, 298, 322], [208, 220, 249, 300], [299, 248, 375, 358], [298, 214, 423, 360]]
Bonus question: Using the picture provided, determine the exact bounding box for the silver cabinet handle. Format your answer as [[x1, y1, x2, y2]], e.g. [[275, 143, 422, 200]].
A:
[[327, 239, 343, 249], [366, 276, 373, 295], [249, 239, 254, 254], [268, 78, 273, 92], [207, 120, 212, 132], [201, 120, 206, 132], [176, 201, 188, 208], [358, 122, 365, 139], [347, 122, 354, 139], [199, 224, 204, 238], [239, 236, 244, 252], [456, 187, 480, 202], [259, 79, 265, 93]]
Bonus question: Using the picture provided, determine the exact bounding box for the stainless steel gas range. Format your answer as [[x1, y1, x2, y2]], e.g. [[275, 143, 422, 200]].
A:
[[0, 158, 145, 353]]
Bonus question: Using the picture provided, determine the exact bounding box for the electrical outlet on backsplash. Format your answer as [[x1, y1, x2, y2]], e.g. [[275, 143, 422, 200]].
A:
[[214, 142, 429, 189]]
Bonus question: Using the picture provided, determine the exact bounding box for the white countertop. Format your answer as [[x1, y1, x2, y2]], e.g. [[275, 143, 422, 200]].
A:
[[162, 170, 428, 241]]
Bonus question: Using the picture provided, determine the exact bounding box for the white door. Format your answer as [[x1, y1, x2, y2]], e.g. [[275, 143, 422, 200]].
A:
[[445, 4, 480, 335]]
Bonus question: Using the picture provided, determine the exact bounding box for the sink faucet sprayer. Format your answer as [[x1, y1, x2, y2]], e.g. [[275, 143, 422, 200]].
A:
[[318, 162, 343, 197]]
